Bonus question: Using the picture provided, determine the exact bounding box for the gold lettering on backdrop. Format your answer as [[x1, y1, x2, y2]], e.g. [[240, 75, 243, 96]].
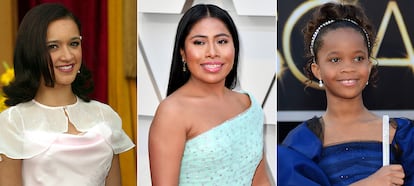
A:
[[282, 0, 325, 89], [373, 1, 414, 67], [277, 50, 285, 78], [280, 0, 414, 89]]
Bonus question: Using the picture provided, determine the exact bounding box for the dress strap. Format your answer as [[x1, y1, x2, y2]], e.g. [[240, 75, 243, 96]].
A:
[[306, 116, 324, 143]]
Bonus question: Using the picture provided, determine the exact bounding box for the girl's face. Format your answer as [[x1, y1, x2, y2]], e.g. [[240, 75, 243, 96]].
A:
[[46, 18, 82, 87], [312, 27, 372, 99], [180, 17, 235, 86]]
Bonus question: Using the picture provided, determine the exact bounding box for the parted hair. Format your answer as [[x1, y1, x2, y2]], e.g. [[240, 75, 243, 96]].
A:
[[166, 4, 240, 96], [3, 3, 93, 106]]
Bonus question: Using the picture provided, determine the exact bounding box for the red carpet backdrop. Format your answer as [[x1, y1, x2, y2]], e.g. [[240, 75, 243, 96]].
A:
[[18, 0, 109, 102], [0, 0, 139, 185]]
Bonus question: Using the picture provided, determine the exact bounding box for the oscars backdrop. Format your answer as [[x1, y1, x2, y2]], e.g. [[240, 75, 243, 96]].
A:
[[138, 0, 276, 184], [278, 0, 414, 129]]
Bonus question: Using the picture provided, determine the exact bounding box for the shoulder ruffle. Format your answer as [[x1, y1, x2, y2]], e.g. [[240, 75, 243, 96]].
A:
[[281, 122, 323, 161], [68, 100, 135, 154], [394, 117, 414, 185], [0, 101, 135, 160], [277, 145, 331, 186], [278, 120, 330, 185], [0, 106, 57, 159]]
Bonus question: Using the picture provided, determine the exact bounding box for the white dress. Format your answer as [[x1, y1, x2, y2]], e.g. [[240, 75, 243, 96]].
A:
[[0, 98, 135, 186]]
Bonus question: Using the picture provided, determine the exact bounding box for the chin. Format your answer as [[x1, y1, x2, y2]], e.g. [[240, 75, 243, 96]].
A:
[[55, 79, 76, 86]]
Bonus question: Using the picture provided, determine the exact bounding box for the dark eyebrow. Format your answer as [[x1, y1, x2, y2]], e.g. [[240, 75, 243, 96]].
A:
[[46, 40, 58, 44], [71, 36, 82, 40], [353, 50, 367, 55], [46, 36, 82, 44], [215, 33, 231, 38], [189, 33, 231, 39]]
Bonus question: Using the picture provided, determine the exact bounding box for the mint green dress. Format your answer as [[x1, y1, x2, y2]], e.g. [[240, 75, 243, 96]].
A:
[[179, 92, 264, 185]]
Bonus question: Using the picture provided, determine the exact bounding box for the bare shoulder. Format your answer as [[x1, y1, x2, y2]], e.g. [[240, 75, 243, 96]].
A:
[[153, 94, 186, 120], [150, 93, 189, 132], [148, 93, 189, 185], [230, 90, 252, 108]]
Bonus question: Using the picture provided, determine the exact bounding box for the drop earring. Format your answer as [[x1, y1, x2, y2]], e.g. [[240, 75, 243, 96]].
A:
[[182, 60, 187, 72], [318, 79, 324, 88], [366, 81, 369, 85]]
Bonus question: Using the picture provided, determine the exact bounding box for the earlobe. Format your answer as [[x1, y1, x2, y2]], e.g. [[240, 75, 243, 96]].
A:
[[311, 63, 321, 80], [368, 60, 373, 74], [180, 49, 186, 61]]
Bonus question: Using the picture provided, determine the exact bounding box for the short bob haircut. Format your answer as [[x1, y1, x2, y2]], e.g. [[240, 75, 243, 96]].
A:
[[166, 4, 240, 96], [3, 3, 93, 106]]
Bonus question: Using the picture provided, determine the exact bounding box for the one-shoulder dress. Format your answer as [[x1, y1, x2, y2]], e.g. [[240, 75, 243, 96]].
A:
[[179, 91, 265, 185]]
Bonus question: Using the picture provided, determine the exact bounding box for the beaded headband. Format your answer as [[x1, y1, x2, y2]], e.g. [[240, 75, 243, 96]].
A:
[[309, 18, 371, 59]]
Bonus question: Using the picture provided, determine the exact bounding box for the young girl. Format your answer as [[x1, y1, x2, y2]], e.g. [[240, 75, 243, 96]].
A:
[[0, 3, 134, 185], [278, 2, 413, 186], [149, 4, 270, 185]]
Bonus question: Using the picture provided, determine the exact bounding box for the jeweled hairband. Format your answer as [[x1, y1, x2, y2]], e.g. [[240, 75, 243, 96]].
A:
[[309, 18, 371, 58]]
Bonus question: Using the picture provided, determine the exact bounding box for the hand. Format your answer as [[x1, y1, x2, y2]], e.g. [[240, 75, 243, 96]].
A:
[[351, 164, 405, 186]]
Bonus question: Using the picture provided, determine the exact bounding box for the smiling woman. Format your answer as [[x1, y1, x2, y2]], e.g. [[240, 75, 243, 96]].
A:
[[148, 4, 271, 186], [0, 3, 135, 186], [45, 18, 82, 88], [180, 17, 235, 85]]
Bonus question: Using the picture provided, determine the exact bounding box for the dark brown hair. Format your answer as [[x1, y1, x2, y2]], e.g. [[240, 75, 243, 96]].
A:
[[3, 3, 94, 106], [303, 2, 378, 86]]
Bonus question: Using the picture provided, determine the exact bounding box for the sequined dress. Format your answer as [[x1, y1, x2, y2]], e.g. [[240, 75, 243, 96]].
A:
[[179, 92, 264, 185], [0, 98, 135, 186], [277, 117, 414, 186]]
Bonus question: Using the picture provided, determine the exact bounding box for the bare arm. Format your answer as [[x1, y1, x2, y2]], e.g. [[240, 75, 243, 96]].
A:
[[105, 154, 121, 186], [0, 155, 22, 186], [350, 164, 405, 186], [149, 102, 187, 186], [252, 157, 272, 186]]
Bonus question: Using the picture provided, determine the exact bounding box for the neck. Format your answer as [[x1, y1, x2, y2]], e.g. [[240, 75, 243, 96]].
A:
[[324, 95, 370, 121], [34, 84, 77, 107], [185, 77, 229, 97]]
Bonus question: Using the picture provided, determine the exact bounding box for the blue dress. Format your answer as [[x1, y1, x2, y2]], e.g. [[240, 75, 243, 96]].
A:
[[277, 117, 414, 186], [179, 92, 264, 185]]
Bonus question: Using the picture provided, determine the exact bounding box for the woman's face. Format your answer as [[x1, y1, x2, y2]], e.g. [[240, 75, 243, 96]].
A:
[[180, 17, 235, 86], [311, 27, 372, 99], [46, 18, 82, 87]]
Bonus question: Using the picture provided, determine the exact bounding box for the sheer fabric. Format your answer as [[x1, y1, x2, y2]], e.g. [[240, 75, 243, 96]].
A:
[[0, 98, 135, 185]]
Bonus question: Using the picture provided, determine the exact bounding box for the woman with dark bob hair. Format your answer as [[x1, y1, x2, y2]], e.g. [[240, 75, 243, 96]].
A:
[[0, 3, 134, 185], [149, 4, 271, 185]]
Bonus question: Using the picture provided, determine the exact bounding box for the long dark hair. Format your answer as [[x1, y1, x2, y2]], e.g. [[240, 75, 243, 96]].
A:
[[166, 4, 240, 96], [3, 3, 94, 106]]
